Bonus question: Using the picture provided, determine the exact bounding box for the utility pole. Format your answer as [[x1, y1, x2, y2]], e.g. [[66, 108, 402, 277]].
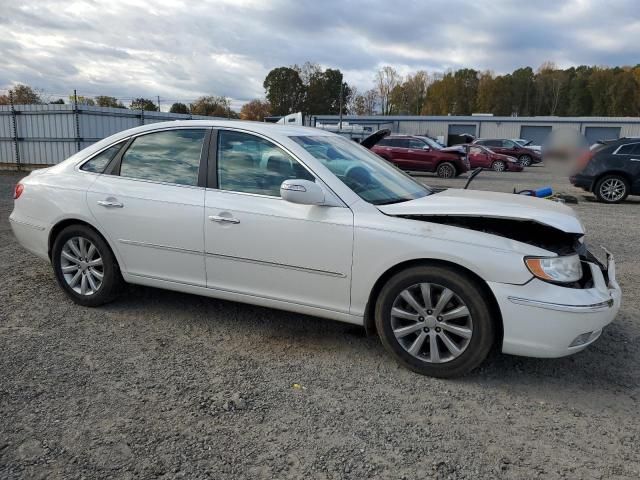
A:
[[9, 91, 20, 170], [339, 74, 344, 130], [73, 89, 81, 153], [157, 95, 161, 112]]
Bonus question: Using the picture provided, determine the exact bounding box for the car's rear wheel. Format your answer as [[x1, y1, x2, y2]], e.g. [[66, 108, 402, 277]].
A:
[[518, 154, 532, 166], [52, 224, 123, 307], [491, 160, 506, 172], [595, 175, 629, 203], [436, 162, 456, 178], [375, 265, 495, 378]]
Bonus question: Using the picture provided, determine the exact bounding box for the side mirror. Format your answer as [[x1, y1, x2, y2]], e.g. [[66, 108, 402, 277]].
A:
[[280, 179, 325, 205], [422, 145, 430, 150]]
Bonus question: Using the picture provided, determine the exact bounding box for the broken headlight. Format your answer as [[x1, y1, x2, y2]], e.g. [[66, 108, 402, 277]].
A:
[[525, 254, 582, 283]]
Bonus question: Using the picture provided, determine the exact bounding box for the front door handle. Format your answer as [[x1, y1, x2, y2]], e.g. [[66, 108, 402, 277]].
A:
[[97, 200, 123, 208], [209, 215, 240, 224]]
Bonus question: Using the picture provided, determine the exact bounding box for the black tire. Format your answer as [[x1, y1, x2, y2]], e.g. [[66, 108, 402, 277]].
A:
[[52, 224, 123, 307], [375, 265, 495, 378], [594, 174, 629, 204], [518, 154, 532, 167], [491, 160, 506, 172], [436, 162, 456, 178]]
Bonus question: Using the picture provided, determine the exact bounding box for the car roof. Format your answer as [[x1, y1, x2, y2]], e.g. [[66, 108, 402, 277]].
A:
[[105, 119, 334, 139]]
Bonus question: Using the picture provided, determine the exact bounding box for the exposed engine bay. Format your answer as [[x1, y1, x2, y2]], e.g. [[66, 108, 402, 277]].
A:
[[400, 215, 608, 289]]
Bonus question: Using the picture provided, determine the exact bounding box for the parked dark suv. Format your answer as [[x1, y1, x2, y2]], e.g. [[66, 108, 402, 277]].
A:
[[473, 138, 542, 166], [570, 138, 640, 203], [368, 135, 469, 178]]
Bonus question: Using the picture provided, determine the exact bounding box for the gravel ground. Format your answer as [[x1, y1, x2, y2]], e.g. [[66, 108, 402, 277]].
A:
[[1, 164, 639, 479]]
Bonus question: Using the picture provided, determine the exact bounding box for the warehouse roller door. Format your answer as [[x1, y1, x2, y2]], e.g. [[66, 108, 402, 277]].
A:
[[584, 126, 620, 145], [520, 125, 552, 145], [447, 124, 477, 146]]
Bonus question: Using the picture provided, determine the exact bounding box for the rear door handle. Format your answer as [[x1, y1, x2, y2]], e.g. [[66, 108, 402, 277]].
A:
[[630, 158, 640, 162], [209, 215, 240, 224], [97, 200, 123, 208]]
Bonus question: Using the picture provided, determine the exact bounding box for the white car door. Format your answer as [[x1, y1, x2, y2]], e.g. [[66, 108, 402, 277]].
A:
[[204, 129, 354, 314], [86, 128, 210, 286]]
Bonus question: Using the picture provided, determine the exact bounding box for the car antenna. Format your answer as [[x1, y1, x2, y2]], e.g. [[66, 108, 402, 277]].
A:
[[464, 167, 483, 189]]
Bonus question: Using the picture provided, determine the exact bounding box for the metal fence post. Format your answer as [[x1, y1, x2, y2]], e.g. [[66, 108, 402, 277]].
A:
[[9, 91, 21, 170], [73, 90, 81, 152], [140, 108, 144, 126]]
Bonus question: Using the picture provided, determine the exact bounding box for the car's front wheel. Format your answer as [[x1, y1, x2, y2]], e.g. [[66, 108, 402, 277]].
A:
[[491, 160, 506, 172], [436, 162, 456, 178], [518, 154, 532, 166], [594, 175, 629, 203], [52, 224, 123, 307], [375, 265, 495, 378]]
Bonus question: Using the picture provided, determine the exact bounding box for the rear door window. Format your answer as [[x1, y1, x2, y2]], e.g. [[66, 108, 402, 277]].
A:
[[118, 129, 206, 186], [616, 143, 640, 155]]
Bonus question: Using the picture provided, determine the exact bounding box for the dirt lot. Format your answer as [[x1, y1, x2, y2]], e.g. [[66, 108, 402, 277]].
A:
[[1, 164, 639, 479]]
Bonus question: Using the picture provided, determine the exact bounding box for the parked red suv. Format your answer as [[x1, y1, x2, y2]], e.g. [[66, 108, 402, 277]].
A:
[[467, 145, 524, 172], [472, 138, 542, 166], [367, 134, 469, 178]]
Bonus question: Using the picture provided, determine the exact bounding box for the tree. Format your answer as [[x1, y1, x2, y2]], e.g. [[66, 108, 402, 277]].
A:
[[375, 66, 401, 115], [49, 98, 65, 104], [239, 99, 271, 121], [70, 95, 95, 106], [130, 98, 158, 111], [402, 71, 430, 115], [608, 69, 639, 116], [453, 68, 479, 115], [510, 67, 535, 116], [169, 102, 190, 114], [349, 88, 377, 115], [190, 95, 231, 117], [362, 89, 378, 115], [95, 96, 124, 108], [263, 67, 305, 116], [0, 84, 42, 104], [305, 68, 350, 115]]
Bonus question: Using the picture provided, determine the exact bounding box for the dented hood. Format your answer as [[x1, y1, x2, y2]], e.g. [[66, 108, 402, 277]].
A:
[[378, 188, 584, 234]]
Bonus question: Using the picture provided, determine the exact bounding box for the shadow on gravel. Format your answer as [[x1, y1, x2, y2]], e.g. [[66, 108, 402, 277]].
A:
[[100, 283, 637, 395]]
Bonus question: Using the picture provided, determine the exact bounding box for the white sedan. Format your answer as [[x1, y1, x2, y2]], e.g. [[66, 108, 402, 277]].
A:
[[10, 121, 621, 377]]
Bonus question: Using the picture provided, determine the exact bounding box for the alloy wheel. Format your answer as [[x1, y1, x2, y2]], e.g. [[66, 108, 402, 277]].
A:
[[438, 164, 455, 178], [519, 155, 532, 166], [390, 283, 473, 363], [599, 178, 626, 202], [492, 161, 506, 172], [60, 236, 104, 295]]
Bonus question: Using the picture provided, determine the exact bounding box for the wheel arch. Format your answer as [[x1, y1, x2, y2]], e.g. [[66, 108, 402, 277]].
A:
[[437, 160, 458, 176], [363, 258, 503, 346], [591, 170, 632, 192], [48, 218, 122, 271]]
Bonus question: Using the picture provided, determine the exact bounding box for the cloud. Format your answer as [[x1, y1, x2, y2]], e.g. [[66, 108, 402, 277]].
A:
[[0, 0, 638, 109]]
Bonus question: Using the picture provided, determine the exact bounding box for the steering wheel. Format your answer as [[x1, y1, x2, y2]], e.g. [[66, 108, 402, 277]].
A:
[[344, 165, 373, 193]]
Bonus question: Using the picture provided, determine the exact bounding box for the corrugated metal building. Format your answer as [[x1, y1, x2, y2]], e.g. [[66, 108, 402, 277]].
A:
[[310, 115, 640, 146], [0, 104, 212, 168]]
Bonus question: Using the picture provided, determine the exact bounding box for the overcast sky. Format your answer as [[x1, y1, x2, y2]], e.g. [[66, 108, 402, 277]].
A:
[[1, 0, 639, 110]]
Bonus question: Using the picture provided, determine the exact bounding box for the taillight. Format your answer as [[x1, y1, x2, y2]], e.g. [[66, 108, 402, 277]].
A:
[[576, 151, 593, 171], [13, 183, 24, 200]]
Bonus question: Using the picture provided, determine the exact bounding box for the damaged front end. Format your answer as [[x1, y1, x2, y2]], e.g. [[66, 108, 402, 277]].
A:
[[399, 214, 612, 290]]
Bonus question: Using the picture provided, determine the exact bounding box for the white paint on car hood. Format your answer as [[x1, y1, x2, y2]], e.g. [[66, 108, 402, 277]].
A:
[[378, 188, 584, 234]]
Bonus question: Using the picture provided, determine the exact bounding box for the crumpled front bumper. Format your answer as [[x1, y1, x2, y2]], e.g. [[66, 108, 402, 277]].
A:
[[488, 249, 621, 358]]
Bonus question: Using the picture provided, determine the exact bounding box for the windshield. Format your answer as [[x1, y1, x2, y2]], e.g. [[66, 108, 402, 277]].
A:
[[290, 135, 431, 205], [415, 136, 443, 150], [514, 139, 532, 146]]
